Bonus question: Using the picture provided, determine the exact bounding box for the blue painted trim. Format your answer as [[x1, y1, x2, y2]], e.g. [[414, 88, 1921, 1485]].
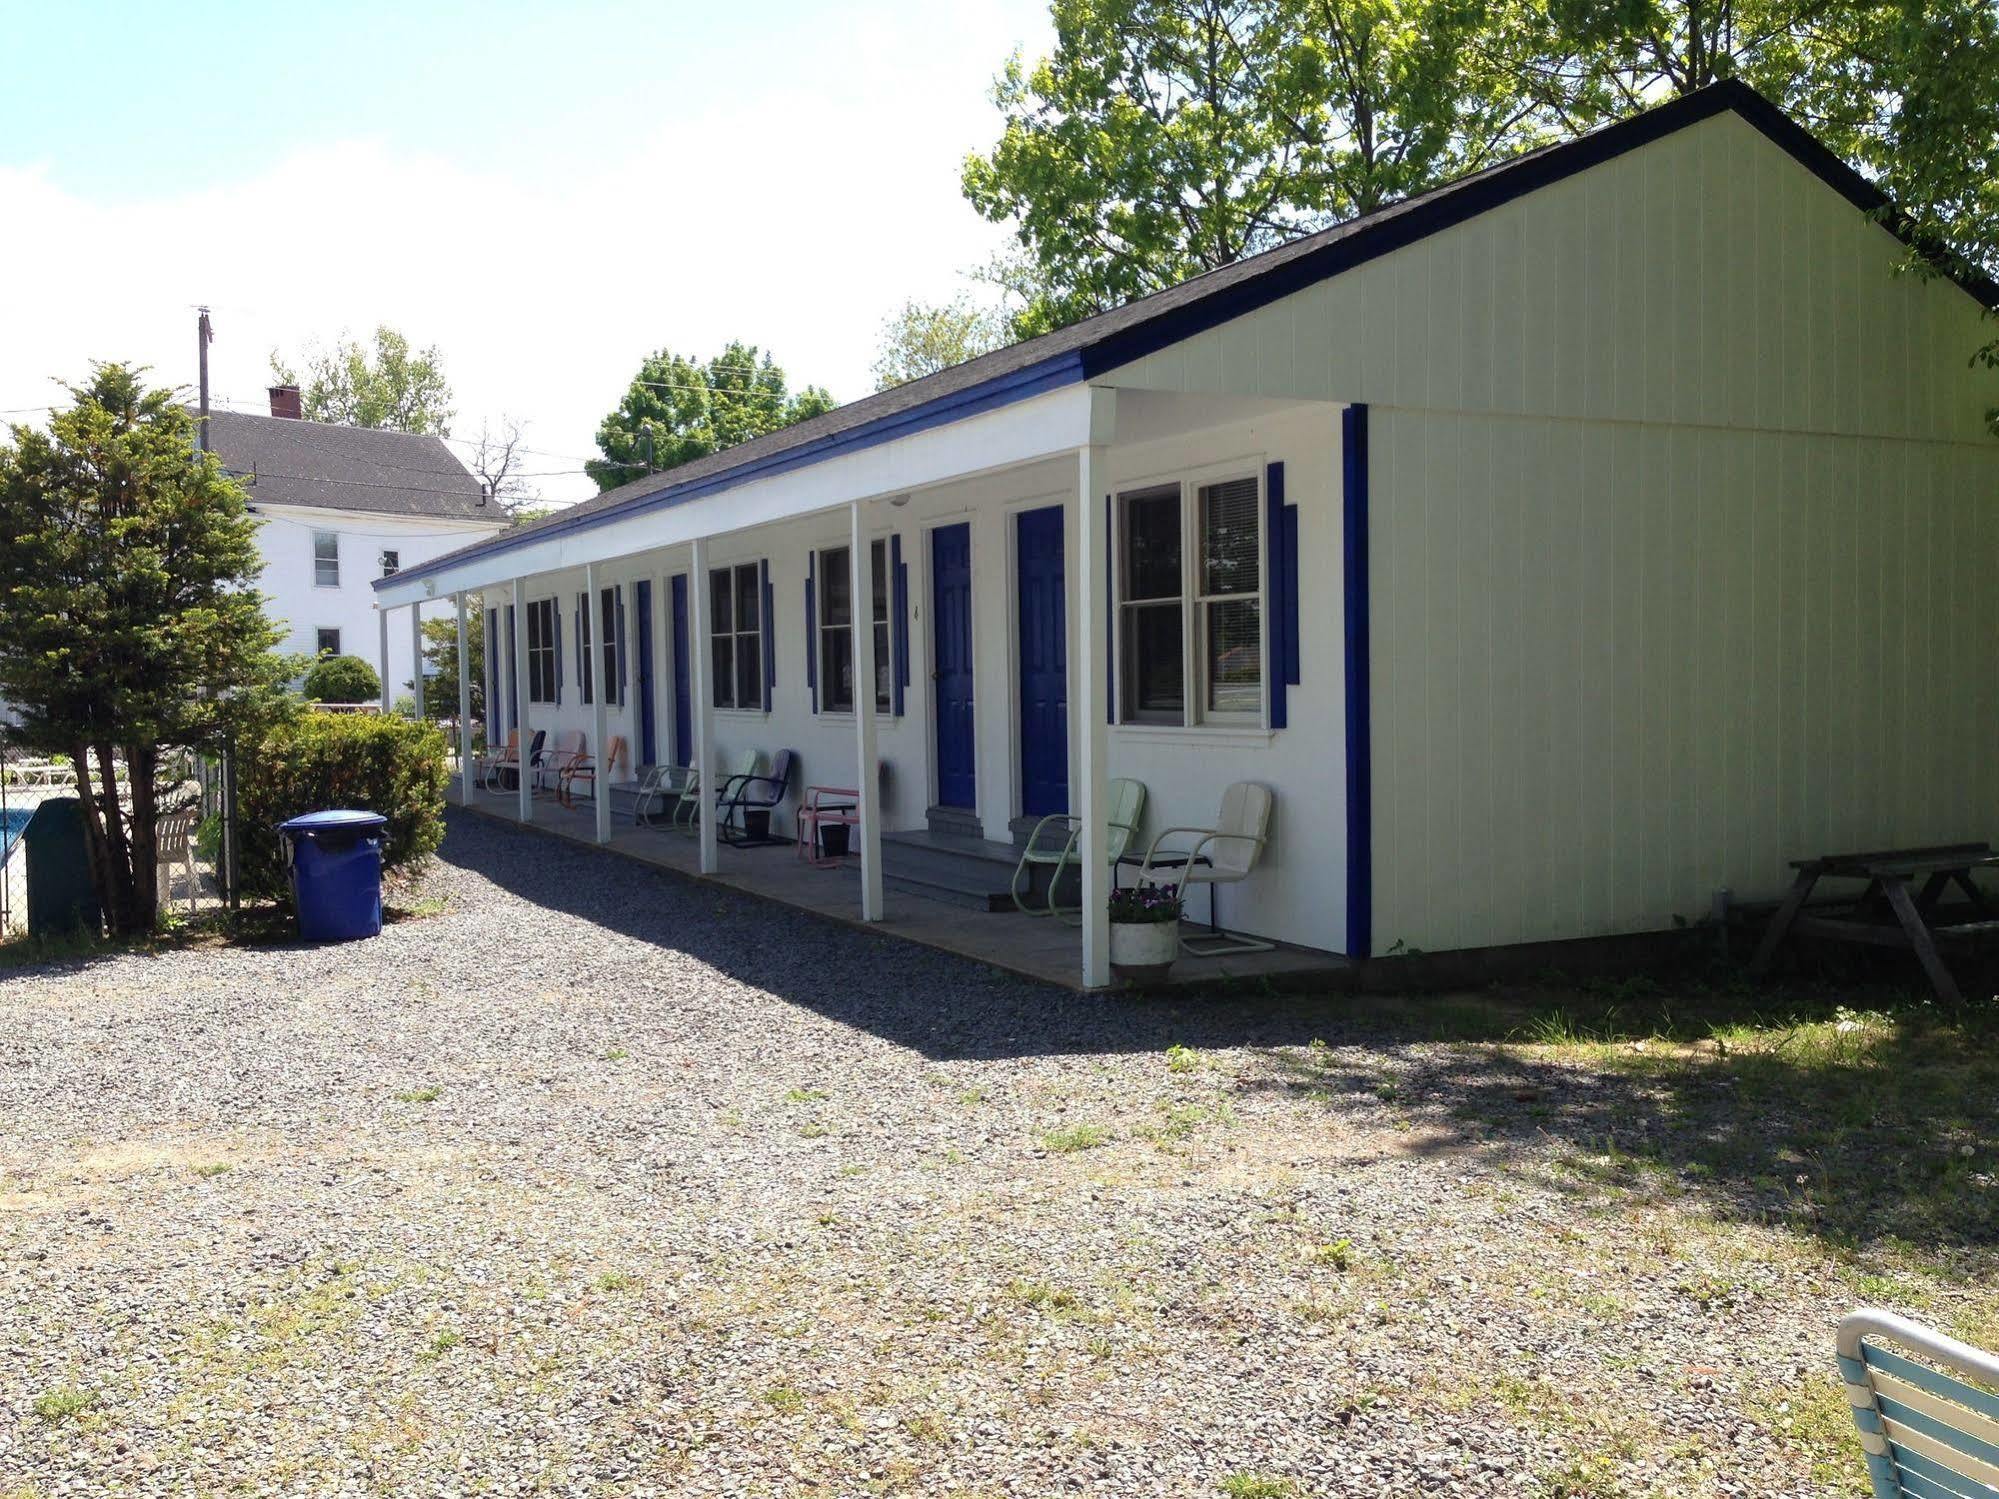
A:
[[804, 553, 817, 713], [551, 600, 563, 702], [1266, 461, 1298, 730], [487, 608, 502, 734], [1341, 405, 1372, 961], [890, 534, 908, 717], [760, 560, 774, 708], [1103, 491, 1114, 726], [382, 352, 1085, 592]]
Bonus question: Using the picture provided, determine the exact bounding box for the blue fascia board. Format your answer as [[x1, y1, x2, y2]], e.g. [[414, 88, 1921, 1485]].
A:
[[379, 350, 1087, 592]]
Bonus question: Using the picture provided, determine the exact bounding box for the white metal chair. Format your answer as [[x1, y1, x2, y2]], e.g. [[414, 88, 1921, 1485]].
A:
[[633, 761, 694, 827], [1011, 778, 1147, 923], [536, 730, 587, 795], [672, 749, 766, 835], [1132, 782, 1275, 955], [154, 808, 199, 915], [1838, 1309, 1999, 1497]]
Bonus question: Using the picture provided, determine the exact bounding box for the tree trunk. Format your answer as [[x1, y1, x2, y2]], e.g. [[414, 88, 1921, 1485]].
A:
[[71, 737, 115, 936], [91, 741, 140, 935], [126, 746, 159, 931]]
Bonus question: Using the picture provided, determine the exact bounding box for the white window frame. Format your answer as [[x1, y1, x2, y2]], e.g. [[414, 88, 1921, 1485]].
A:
[[597, 584, 625, 708], [1112, 463, 1266, 730], [815, 539, 892, 717], [379, 548, 400, 578], [313, 530, 340, 588], [525, 598, 557, 705], [709, 561, 765, 712]]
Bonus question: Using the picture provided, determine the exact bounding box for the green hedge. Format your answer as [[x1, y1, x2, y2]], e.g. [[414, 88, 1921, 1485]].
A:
[[302, 653, 381, 703], [236, 713, 449, 900]]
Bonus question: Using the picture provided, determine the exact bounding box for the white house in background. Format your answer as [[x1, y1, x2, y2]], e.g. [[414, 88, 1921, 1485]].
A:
[[374, 82, 1999, 988], [203, 390, 508, 697]]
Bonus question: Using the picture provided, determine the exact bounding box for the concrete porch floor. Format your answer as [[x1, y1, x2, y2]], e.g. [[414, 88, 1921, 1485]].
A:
[[452, 780, 1348, 993]]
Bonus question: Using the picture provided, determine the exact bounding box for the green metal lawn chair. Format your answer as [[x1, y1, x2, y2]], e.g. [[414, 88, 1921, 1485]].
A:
[[1010, 778, 1145, 924], [1838, 1309, 1999, 1497], [671, 748, 767, 836]]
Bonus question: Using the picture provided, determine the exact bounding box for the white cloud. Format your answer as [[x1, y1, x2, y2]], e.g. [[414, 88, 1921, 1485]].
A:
[[0, 5, 1043, 503]]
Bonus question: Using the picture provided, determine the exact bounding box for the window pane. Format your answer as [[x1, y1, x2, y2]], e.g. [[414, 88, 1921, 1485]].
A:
[[1200, 477, 1260, 596], [710, 569, 731, 630], [822, 626, 853, 713], [316, 629, 339, 656], [821, 548, 851, 626], [712, 637, 733, 709], [1205, 599, 1261, 714], [736, 632, 762, 708], [380, 549, 399, 577], [874, 621, 892, 709], [1122, 486, 1181, 601], [1125, 603, 1184, 716], [871, 540, 889, 620], [735, 564, 760, 632]]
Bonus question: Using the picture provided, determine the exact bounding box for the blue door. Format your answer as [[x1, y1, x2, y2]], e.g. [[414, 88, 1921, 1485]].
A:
[[670, 575, 692, 767], [635, 580, 656, 767], [931, 522, 976, 810], [1016, 506, 1068, 817]]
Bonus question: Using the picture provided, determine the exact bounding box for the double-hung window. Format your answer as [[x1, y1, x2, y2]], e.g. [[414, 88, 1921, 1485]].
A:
[[1116, 472, 1263, 726], [709, 563, 764, 711], [816, 540, 890, 714], [315, 627, 341, 657], [525, 599, 557, 704], [313, 530, 340, 588], [574, 587, 625, 706], [379, 549, 400, 577]]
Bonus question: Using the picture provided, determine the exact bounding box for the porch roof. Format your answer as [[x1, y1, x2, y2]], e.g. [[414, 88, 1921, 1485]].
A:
[[378, 79, 1965, 605]]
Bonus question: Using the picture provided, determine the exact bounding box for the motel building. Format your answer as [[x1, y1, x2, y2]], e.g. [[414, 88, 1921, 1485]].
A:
[[373, 82, 1999, 990]]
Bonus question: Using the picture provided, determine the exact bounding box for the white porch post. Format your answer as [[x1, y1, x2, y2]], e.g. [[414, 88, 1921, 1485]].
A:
[[689, 538, 718, 874], [455, 592, 473, 806], [410, 603, 425, 719], [1076, 440, 1111, 988], [850, 502, 884, 921], [376, 608, 391, 713], [586, 562, 611, 845], [512, 578, 532, 823]]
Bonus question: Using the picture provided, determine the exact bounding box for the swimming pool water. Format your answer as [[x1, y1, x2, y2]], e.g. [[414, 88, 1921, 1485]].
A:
[[0, 807, 30, 862]]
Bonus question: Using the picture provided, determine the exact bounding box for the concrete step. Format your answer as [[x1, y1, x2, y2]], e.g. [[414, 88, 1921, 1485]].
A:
[[925, 804, 983, 840], [882, 829, 1021, 913]]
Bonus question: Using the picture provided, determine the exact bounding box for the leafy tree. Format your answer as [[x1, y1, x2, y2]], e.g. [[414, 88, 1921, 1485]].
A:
[[411, 609, 484, 727], [270, 326, 455, 435], [587, 342, 837, 491], [963, 0, 1546, 335], [301, 653, 381, 704], [871, 297, 1009, 388], [0, 364, 294, 935]]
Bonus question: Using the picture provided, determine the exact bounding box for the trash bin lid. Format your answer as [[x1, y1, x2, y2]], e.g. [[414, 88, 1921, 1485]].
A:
[[279, 809, 388, 834]]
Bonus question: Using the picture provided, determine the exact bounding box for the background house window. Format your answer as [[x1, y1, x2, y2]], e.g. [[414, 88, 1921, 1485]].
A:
[[709, 563, 763, 710], [525, 599, 557, 704], [1117, 474, 1263, 725], [313, 530, 339, 587], [816, 542, 890, 714], [1197, 476, 1262, 717], [598, 586, 625, 707], [315, 627, 340, 657], [379, 549, 400, 577], [1119, 485, 1184, 722]]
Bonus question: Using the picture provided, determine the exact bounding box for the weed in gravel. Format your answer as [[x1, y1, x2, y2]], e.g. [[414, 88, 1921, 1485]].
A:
[[600, 1047, 629, 1062], [958, 1087, 987, 1105], [1166, 1044, 1201, 1073], [902, 1412, 949, 1443], [1744, 1378, 1869, 1497], [191, 1161, 232, 1179], [1042, 1123, 1108, 1153], [420, 1329, 463, 1361], [761, 1385, 805, 1413], [591, 1270, 636, 1292], [785, 1087, 829, 1104], [1304, 1238, 1356, 1271], [32, 1385, 96, 1423], [1009, 1279, 1081, 1316], [393, 1086, 442, 1104], [1219, 1474, 1296, 1498]]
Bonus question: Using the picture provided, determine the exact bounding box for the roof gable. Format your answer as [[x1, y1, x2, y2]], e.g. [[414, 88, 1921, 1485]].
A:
[[204, 411, 495, 524]]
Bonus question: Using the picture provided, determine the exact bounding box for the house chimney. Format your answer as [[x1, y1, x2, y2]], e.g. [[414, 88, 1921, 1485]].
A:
[[267, 384, 303, 420]]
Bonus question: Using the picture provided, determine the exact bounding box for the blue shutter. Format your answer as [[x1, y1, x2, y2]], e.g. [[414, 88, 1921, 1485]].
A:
[[576, 595, 591, 706], [760, 560, 774, 709], [890, 533, 908, 717], [1104, 492, 1115, 725], [804, 552, 817, 713], [611, 586, 628, 706], [552, 603, 563, 702], [487, 609, 502, 732], [1266, 461, 1299, 729], [1341, 405, 1372, 960]]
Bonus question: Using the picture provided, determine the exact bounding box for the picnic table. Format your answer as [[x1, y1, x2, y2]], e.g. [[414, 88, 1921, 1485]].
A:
[[1750, 842, 1999, 1002]]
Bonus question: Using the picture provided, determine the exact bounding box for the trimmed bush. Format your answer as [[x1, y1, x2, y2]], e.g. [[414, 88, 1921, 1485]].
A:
[[235, 713, 449, 900], [301, 654, 381, 703]]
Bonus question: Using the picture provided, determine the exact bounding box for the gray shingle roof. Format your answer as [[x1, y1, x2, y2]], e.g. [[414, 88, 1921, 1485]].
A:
[[202, 410, 495, 523]]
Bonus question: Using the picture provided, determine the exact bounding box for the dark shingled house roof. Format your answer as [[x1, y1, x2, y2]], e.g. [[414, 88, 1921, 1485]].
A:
[[383, 79, 1996, 592], [204, 410, 495, 523]]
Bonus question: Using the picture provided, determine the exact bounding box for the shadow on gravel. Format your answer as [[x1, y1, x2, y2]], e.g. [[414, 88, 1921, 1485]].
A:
[[440, 808, 1999, 1257]]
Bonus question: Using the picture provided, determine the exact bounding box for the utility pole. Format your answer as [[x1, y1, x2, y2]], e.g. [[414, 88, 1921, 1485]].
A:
[[196, 306, 213, 452]]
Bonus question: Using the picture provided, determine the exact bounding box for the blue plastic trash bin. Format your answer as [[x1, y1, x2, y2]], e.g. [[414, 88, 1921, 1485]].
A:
[[277, 810, 388, 942]]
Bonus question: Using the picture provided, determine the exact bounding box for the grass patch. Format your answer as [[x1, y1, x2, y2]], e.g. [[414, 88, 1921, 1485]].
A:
[[1166, 1044, 1202, 1074], [784, 1087, 829, 1104], [31, 1385, 96, 1423], [761, 1385, 805, 1413], [420, 1329, 463, 1361], [392, 1086, 442, 1104], [1744, 1379, 1870, 1497], [191, 1161, 232, 1179], [1009, 1279, 1082, 1315], [1219, 1475, 1296, 1498], [600, 1047, 629, 1062], [1041, 1123, 1108, 1153], [591, 1270, 637, 1292]]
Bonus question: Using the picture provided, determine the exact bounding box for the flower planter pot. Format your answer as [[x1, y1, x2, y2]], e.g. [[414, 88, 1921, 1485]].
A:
[[1109, 918, 1179, 986]]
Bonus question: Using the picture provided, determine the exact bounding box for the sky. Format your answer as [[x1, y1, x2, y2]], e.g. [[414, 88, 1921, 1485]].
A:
[[0, 0, 1053, 503]]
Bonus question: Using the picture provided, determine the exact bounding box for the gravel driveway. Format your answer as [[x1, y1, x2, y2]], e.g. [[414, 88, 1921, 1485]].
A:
[[0, 809, 1959, 1496]]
